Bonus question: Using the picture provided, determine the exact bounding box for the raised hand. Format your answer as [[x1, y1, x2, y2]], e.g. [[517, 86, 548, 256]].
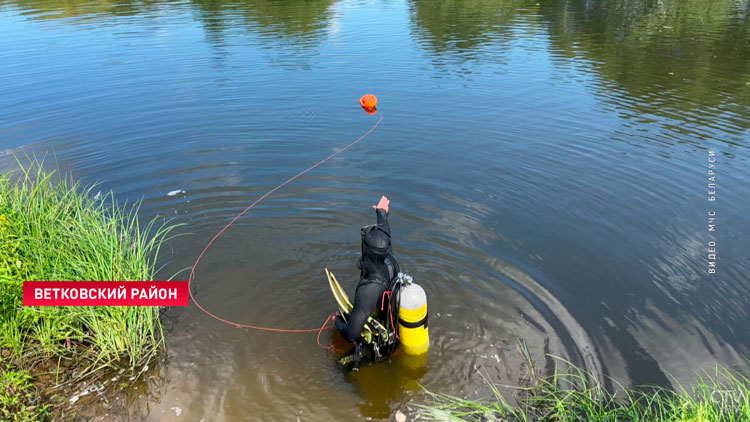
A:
[[373, 195, 390, 213]]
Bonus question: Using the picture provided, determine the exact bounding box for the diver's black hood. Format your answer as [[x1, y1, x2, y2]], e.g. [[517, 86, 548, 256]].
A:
[[363, 225, 390, 256]]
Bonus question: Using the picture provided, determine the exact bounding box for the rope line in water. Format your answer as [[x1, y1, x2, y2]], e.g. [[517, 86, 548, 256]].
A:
[[188, 115, 384, 342]]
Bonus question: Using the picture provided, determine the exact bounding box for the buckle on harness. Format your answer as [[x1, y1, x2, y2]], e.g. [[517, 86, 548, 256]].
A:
[[372, 342, 382, 362], [353, 342, 362, 371]]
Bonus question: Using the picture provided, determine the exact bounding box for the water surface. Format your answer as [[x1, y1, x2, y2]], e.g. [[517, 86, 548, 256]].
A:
[[1, 0, 749, 420]]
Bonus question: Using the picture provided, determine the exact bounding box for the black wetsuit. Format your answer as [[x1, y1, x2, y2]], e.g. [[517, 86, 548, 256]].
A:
[[335, 208, 400, 343]]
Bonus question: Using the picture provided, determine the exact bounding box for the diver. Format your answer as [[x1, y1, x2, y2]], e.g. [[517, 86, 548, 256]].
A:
[[335, 195, 400, 358]]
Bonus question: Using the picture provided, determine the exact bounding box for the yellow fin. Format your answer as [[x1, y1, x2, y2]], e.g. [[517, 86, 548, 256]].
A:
[[325, 269, 389, 340]]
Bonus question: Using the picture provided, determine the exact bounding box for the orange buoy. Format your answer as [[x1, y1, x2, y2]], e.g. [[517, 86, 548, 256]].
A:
[[359, 94, 378, 111]]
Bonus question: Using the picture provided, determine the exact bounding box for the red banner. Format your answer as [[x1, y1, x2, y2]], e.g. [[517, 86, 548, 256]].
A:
[[23, 281, 189, 306]]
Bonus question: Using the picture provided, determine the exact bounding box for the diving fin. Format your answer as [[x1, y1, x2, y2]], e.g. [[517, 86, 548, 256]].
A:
[[325, 269, 390, 343], [326, 268, 352, 318]]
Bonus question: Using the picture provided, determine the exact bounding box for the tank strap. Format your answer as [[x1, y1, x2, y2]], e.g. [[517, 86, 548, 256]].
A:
[[399, 313, 428, 329]]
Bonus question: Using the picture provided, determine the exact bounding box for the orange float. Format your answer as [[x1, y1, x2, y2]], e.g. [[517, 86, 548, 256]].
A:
[[359, 94, 378, 114]]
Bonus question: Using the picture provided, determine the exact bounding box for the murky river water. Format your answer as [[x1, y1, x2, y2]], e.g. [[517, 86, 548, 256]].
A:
[[1, 0, 749, 420]]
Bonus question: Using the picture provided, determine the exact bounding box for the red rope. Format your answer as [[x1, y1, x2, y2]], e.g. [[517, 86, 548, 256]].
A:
[[380, 290, 399, 341], [380, 290, 390, 311], [316, 314, 351, 352], [187, 115, 384, 332], [316, 313, 336, 349]]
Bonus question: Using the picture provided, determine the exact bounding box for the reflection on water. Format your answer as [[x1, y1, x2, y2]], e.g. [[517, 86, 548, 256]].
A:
[[193, 0, 334, 45], [409, 0, 749, 146], [347, 353, 429, 419], [538, 0, 750, 147], [4, 0, 748, 138], [3, 0, 168, 19], [1, 0, 749, 420], [409, 0, 527, 59]]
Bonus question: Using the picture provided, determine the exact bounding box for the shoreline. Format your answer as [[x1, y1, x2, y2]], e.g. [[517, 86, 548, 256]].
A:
[[420, 347, 750, 422], [0, 162, 175, 421]]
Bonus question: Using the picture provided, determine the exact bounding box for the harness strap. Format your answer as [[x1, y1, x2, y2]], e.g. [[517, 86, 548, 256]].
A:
[[358, 278, 391, 289]]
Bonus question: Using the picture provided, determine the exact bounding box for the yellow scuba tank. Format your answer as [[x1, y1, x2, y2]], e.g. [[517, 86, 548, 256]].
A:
[[397, 274, 429, 355]]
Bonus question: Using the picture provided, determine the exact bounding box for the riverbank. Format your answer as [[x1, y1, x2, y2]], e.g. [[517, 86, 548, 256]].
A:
[[0, 162, 175, 421], [420, 349, 750, 422]]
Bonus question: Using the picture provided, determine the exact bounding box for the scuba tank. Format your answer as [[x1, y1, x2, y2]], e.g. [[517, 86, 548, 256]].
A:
[[396, 273, 429, 355]]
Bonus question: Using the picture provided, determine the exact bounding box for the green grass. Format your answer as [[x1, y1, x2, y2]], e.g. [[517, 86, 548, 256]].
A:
[[0, 366, 49, 422], [419, 351, 750, 422], [0, 161, 177, 375]]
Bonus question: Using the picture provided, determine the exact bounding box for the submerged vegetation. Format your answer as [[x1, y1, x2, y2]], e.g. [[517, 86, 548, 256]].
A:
[[420, 351, 750, 422], [0, 162, 176, 419]]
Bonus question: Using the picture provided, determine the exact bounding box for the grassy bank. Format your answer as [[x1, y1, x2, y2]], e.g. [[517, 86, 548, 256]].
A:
[[1, 366, 49, 422], [0, 162, 176, 420], [420, 355, 750, 422]]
